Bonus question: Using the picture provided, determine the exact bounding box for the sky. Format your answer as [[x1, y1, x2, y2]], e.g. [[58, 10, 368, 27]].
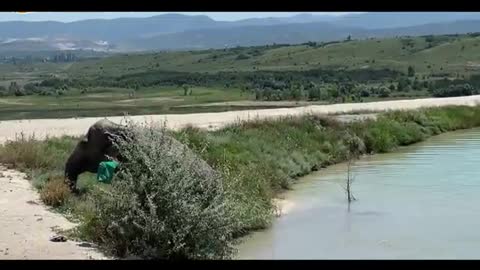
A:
[[0, 12, 364, 22]]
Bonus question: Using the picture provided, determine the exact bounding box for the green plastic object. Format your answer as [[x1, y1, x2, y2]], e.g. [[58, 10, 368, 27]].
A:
[[97, 161, 119, 183]]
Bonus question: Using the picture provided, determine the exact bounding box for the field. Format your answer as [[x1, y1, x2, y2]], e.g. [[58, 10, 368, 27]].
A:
[[0, 86, 259, 120], [68, 34, 480, 77], [0, 34, 480, 121]]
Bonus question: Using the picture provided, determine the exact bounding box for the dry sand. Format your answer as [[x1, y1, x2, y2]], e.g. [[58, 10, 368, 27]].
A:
[[172, 100, 325, 108], [2, 95, 480, 259], [0, 166, 107, 260]]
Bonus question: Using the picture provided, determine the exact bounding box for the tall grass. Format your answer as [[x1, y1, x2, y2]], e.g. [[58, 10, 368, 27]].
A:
[[1, 105, 480, 258]]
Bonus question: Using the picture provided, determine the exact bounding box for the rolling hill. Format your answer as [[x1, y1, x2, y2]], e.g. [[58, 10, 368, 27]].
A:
[[68, 33, 480, 78], [3, 33, 480, 120], [2, 13, 480, 52]]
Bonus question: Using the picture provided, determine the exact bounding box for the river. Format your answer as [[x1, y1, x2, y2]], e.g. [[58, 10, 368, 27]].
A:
[[236, 128, 480, 259]]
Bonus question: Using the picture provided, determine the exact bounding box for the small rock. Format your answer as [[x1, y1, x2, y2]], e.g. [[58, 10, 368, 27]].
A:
[[36, 218, 43, 222], [50, 235, 67, 242], [27, 200, 39, 205]]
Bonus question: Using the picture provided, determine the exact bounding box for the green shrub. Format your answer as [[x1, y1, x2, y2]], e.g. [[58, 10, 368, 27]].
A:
[[82, 122, 237, 259], [378, 87, 391, 98]]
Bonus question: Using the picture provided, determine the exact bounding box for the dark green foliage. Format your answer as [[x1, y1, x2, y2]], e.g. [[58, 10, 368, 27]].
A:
[[423, 81, 429, 89], [432, 83, 477, 97], [0, 85, 7, 96], [412, 79, 421, 90], [408, 66, 415, 77], [59, 67, 402, 96], [290, 85, 304, 101], [236, 54, 250, 60], [182, 84, 189, 96], [397, 77, 411, 92], [307, 87, 322, 100], [360, 88, 371, 97], [40, 78, 67, 88], [23, 83, 39, 95], [378, 87, 391, 98]]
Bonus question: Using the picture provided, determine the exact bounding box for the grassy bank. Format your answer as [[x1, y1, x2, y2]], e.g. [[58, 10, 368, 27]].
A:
[[1, 105, 480, 258]]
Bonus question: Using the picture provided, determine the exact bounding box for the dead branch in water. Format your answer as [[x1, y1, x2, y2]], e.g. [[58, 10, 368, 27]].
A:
[[344, 156, 356, 204], [342, 132, 362, 206]]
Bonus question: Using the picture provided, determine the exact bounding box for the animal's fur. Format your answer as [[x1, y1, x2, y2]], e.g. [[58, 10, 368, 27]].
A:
[[64, 119, 127, 193]]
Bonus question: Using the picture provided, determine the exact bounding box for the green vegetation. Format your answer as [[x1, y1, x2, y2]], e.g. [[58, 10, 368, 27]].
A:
[[2, 34, 480, 120], [0, 87, 254, 120], [431, 83, 478, 97], [67, 34, 480, 76], [2, 105, 480, 258], [84, 124, 237, 259]]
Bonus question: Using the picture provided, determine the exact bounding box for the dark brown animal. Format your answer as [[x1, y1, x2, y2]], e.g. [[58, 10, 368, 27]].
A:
[[64, 119, 127, 193], [65, 118, 220, 194]]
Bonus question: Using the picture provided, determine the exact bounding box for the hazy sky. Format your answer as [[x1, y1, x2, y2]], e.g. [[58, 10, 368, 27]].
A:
[[0, 12, 363, 22]]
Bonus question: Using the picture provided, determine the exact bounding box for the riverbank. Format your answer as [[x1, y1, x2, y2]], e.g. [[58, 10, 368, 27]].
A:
[[2, 105, 480, 259], [236, 127, 480, 259]]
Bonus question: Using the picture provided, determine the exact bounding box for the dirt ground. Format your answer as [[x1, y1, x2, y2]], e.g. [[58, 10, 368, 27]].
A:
[[0, 166, 107, 260], [1, 95, 480, 259]]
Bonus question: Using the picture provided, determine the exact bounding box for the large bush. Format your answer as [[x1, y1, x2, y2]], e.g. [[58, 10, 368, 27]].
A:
[[83, 122, 237, 259]]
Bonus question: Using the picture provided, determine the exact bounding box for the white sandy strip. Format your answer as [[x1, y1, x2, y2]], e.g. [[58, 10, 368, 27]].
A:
[[1, 95, 480, 144]]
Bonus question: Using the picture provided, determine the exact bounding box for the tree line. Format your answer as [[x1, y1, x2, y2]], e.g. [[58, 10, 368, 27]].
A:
[[3, 66, 480, 101]]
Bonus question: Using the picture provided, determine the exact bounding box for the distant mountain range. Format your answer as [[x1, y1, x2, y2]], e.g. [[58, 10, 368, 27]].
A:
[[2, 12, 480, 53]]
